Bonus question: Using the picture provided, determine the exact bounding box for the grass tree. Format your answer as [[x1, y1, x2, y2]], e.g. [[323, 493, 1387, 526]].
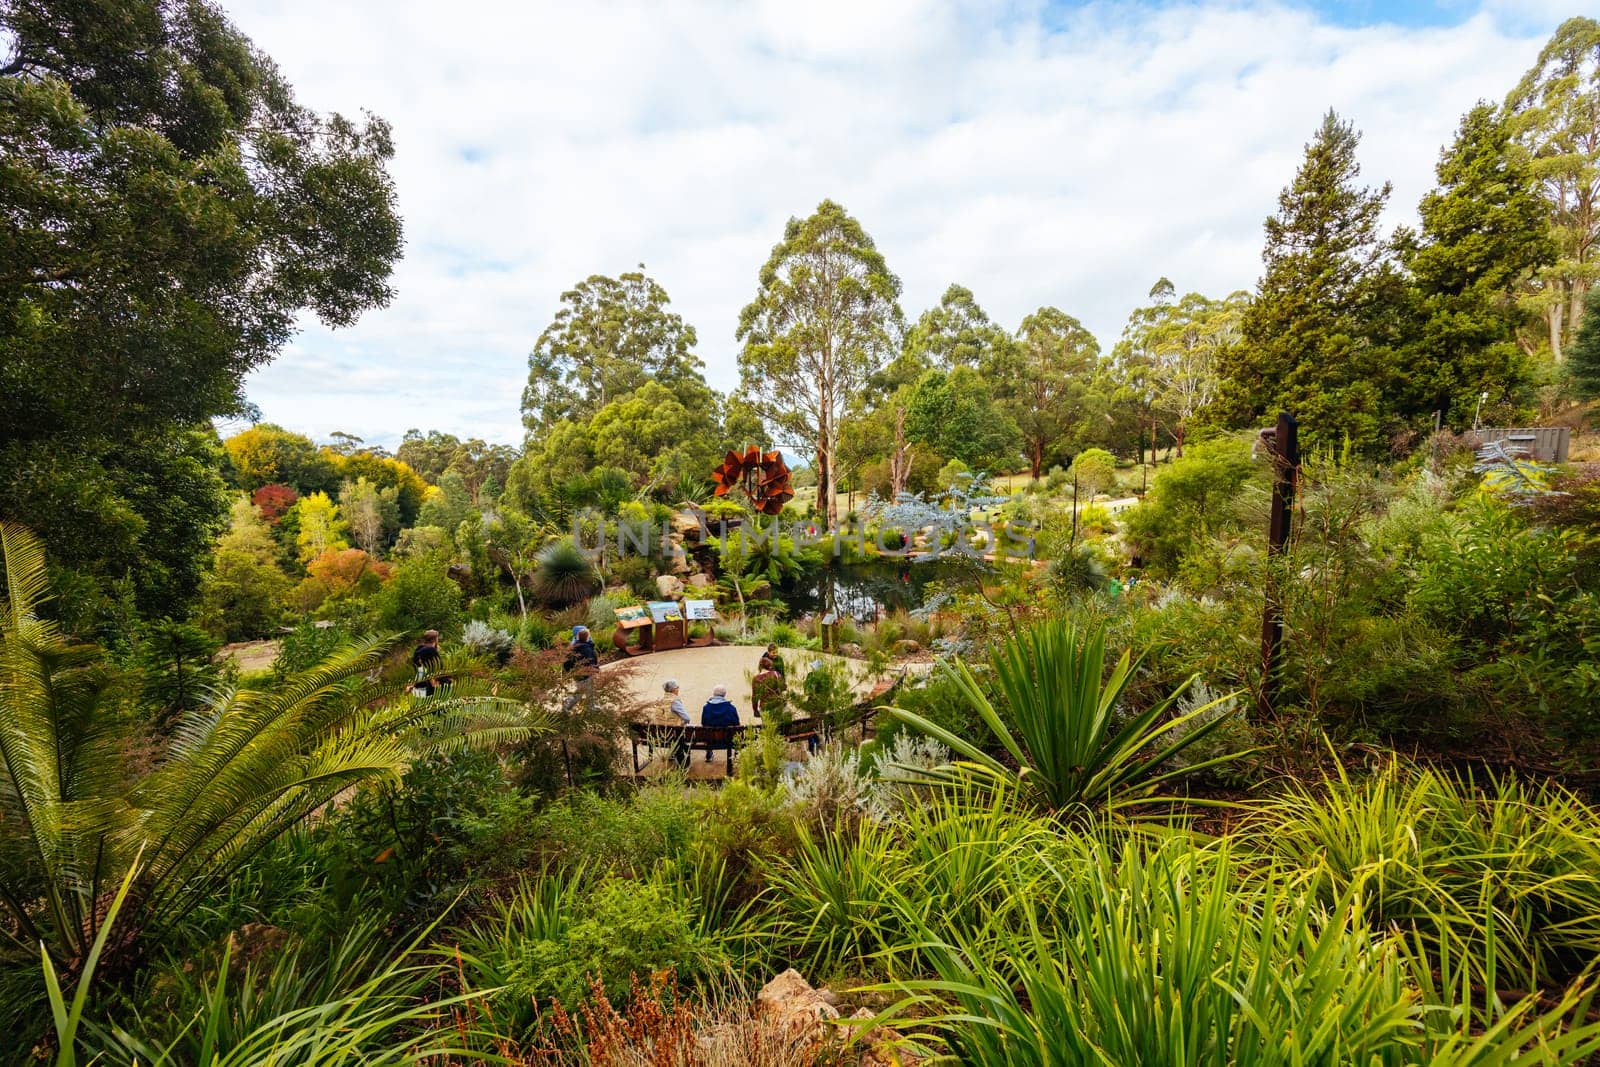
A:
[[0, 522, 536, 982], [530, 537, 601, 607]]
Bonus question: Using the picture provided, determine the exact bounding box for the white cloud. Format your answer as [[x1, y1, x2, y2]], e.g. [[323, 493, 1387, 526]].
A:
[[229, 0, 1562, 449]]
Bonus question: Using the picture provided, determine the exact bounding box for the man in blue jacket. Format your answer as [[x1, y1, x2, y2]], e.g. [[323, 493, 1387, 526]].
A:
[[701, 684, 741, 728]]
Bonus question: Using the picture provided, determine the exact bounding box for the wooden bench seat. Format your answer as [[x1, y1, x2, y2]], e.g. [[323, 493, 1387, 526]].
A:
[[628, 721, 747, 774]]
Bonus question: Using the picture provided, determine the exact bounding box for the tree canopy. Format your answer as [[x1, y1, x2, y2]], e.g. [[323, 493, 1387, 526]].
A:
[[737, 199, 903, 527], [1216, 111, 1402, 454], [521, 268, 709, 438], [0, 0, 401, 620]]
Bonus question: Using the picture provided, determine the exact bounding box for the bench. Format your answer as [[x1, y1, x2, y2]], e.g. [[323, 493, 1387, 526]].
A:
[[777, 717, 821, 751], [626, 705, 883, 776], [628, 721, 748, 774]]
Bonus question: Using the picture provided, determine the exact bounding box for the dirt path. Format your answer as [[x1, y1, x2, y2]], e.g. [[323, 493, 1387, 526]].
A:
[[600, 644, 882, 724], [218, 639, 281, 675]]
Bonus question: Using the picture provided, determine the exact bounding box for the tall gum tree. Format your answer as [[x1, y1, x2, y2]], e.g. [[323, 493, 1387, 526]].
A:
[[1003, 307, 1101, 478], [1506, 16, 1600, 362], [737, 201, 903, 528], [521, 268, 709, 440]]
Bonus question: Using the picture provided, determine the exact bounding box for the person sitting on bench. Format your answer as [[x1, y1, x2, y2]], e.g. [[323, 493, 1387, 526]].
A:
[[699, 684, 741, 762], [662, 679, 690, 767]]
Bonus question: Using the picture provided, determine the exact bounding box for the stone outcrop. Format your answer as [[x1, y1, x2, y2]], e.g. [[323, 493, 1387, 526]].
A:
[[655, 574, 685, 598], [754, 968, 919, 1063]]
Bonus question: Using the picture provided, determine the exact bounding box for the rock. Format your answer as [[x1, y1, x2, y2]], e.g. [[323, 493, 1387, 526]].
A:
[[670, 510, 705, 538], [655, 574, 685, 598], [231, 923, 290, 969], [891, 639, 922, 657], [687, 572, 712, 589], [839, 642, 865, 658], [846, 1007, 923, 1064], [756, 968, 839, 1033]]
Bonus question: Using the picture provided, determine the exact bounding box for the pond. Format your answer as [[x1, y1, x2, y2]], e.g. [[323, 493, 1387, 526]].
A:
[[781, 558, 972, 622]]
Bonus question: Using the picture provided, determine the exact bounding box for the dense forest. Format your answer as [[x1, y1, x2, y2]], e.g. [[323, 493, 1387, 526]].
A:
[[3, 1, 1600, 1063]]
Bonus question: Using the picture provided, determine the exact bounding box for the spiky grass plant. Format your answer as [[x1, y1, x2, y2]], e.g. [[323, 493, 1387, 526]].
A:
[[531, 538, 601, 607], [0, 522, 536, 984], [884, 618, 1248, 812], [861, 824, 1600, 1066], [1253, 756, 1600, 1002]]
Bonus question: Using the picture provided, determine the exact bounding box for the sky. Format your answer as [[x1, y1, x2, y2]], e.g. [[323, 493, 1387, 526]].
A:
[[224, 0, 1578, 451]]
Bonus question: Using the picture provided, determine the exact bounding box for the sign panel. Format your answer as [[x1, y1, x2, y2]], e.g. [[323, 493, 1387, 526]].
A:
[[648, 600, 683, 624], [684, 599, 717, 621], [614, 604, 651, 629]]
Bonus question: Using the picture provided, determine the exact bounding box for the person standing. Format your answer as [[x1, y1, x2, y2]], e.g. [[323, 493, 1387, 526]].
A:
[[764, 643, 787, 678], [562, 626, 599, 710], [412, 629, 444, 696], [752, 656, 785, 717], [565, 627, 599, 673]]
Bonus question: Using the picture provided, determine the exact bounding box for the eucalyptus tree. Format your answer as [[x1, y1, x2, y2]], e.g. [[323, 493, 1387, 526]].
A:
[[737, 201, 904, 527], [521, 268, 710, 438], [1001, 307, 1101, 477], [1505, 17, 1600, 362], [1145, 291, 1249, 456], [904, 284, 1014, 372]]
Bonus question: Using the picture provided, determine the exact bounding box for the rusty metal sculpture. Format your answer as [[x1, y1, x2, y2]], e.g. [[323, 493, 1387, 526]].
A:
[[710, 445, 794, 515]]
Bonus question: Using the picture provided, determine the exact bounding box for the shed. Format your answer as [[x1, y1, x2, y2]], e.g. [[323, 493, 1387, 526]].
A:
[[1470, 427, 1570, 464]]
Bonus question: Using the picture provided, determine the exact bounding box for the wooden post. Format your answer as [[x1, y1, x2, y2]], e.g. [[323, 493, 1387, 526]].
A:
[[1258, 411, 1299, 719]]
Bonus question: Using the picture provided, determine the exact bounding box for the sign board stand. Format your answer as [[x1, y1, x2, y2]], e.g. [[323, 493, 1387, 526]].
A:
[[644, 601, 686, 652]]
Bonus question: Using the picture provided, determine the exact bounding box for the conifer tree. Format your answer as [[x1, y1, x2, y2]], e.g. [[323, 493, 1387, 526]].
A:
[[1399, 103, 1555, 424], [1216, 111, 1400, 453], [1571, 285, 1600, 398]]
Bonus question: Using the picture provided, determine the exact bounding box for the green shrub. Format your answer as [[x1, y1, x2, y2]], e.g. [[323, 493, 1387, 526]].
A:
[[493, 876, 725, 1007], [271, 621, 348, 678], [527, 788, 698, 877], [371, 552, 464, 637], [1122, 438, 1260, 578]]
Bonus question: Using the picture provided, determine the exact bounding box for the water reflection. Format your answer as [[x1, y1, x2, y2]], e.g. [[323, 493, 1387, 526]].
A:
[[782, 560, 967, 622]]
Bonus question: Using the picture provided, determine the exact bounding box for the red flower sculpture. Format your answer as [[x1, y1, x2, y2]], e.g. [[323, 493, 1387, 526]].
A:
[[710, 445, 795, 515]]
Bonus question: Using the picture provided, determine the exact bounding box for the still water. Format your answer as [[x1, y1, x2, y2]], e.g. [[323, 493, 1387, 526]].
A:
[[781, 559, 970, 622]]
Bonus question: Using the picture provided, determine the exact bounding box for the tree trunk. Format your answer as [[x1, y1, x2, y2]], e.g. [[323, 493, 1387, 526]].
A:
[[1550, 301, 1565, 363], [1030, 440, 1042, 480], [1175, 420, 1186, 459], [889, 408, 912, 498], [815, 436, 831, 526]]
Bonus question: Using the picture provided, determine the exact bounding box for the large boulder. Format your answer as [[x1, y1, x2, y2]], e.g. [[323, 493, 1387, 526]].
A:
[[669, 509, 705, 538], [686, 572, 713, 589], [655, 574, 686, 598], [756, 968, 839, 1033], [667, 536, 692, 574]]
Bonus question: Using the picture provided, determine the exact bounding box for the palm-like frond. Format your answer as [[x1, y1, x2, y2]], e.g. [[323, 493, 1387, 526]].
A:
[[0, 523, 134, 964], [0, 524, 542, 977]]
